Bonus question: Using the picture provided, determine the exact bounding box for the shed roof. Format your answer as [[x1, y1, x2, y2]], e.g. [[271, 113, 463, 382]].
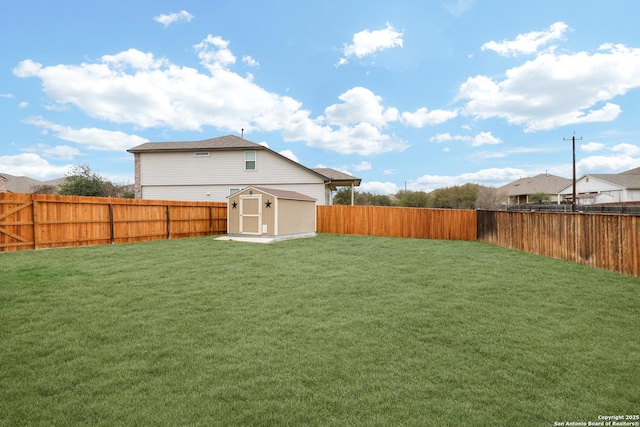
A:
[[231, 186, 316, 202]]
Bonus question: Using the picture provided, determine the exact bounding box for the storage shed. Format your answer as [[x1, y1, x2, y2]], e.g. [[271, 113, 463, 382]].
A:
[[226, 186, 316, 241]]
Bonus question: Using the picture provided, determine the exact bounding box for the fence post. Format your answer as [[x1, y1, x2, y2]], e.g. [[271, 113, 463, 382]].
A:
[[166, 205, 171, 239], [109, 204, 115, 244], [209, 206, 213, 236], [33, 198, 39, 250]]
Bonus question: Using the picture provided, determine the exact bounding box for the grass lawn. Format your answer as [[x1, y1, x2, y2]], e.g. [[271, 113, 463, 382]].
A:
[[1, 234, 638, 426]]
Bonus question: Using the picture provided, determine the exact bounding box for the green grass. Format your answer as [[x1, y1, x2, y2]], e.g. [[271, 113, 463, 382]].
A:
[[1, 234, 638, 426]]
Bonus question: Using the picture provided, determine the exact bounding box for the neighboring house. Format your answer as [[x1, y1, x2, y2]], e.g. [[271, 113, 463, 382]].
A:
[[499, 173, 572, 205], [557, 166, 640, 205], [0, 173, 65, 194], [127, 135, 361, 205]]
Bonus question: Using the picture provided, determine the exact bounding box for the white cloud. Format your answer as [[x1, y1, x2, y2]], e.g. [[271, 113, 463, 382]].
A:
[[279, 149, 299, 163], [383, 169, 395, 175], [153, 10, 194, 27], [580, 142, 605, 152], [24, 117, 148, 151], [410, 167, 526, 191], [102, 49, 167, 70], [25, 144, 84, 161], [0, 153, 70, 180], [1, 93, 14, 98], [429, 131, 501, 147], [578, 154, 640, 174], [482, 22, 569, 56], [401, 107, 458, 128], [611, 143, 640, 156], [359, 181, 398, 195], [459, 43, 640, 131], [242, 55, 259, 67], [13, 36, 419, 157], [195, 35, 237, 72], [337, 22, 403, 66], [353, 161, 371, 171], [18, 101, 29, 108], [324, 87, 398, 127]]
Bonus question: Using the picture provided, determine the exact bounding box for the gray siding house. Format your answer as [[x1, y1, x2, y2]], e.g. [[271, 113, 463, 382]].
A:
[[499, 173, 572, 205], [127, 135, 361, 205], [557, 166, 640, 205]]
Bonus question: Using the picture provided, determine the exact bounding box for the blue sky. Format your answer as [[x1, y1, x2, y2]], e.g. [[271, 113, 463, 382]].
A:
[[2, 0, 640, 193]]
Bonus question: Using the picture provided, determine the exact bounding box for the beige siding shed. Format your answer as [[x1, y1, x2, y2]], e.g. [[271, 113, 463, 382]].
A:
[[227, 186, 316, 240]]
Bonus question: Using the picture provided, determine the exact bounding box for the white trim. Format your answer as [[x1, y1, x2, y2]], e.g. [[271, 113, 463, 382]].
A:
[[244, 151, 257, 171], [239, 194, 262, 235]]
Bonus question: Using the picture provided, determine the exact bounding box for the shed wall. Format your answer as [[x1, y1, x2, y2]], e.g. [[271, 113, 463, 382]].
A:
[[227, 188, 316, 236], [277, 199, 316, 235]]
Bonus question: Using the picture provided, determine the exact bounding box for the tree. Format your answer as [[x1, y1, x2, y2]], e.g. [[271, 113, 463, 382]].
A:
[[529, 192, 551, 204], [30, 184, 58, 195], [394, 190, 430, 207], [476, 186, 507, 210], [57, 165, 107, 197], [428, 184, 480, 209], [333, 188, 357, 205], [333, 188, 392, 205]]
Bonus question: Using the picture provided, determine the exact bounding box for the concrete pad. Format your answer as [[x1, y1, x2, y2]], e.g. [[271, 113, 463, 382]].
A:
[[215, 236, 277, 244], [215, 232, 316, 244]]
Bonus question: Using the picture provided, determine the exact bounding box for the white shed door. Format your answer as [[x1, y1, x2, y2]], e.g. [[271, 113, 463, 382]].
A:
[[240, 195, 262, 235]]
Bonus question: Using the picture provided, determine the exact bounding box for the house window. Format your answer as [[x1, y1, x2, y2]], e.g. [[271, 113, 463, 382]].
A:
[[194, 152, 210, 157], [245, 151, 256, 170], [229, 188, 241, 195]]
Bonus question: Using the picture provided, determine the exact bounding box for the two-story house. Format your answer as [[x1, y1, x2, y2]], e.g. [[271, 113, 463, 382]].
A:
[[127, 135, 361, 205]]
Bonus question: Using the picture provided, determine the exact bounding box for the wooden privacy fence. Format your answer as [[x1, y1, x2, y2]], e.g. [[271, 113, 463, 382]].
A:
[[477, 210, 640, 277], [2, 194, 639, 277], [317, 205, 477, 241], [0, 193, 226, 252]]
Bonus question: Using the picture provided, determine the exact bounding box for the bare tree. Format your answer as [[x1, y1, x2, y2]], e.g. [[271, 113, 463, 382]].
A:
[[475, 186, 507, 210]]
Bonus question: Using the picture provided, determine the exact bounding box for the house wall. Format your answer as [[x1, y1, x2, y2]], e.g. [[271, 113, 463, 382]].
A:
[[628, 189, 640, 201], [559, 177, 624, 204], [138, 151, 328, 204]]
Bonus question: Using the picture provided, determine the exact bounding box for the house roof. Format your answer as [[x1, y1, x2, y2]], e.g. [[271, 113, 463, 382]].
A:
[[232, 186, 316, 202], [619, 166, 640, 175], [0, 173, 65, 193], [499, 173, 571, 196], [312, 167, 362, 188], [583, 174, 640, 189], [127, 135, 262, 153], [127, 134, 361, 188], [557, 165, 640, 193]]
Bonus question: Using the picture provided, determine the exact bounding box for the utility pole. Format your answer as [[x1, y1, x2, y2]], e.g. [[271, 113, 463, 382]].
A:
[[563, 132, 582, 212]]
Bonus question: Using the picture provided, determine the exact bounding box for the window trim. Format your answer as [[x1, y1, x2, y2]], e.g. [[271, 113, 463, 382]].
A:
[[244, 151, 257, 171]]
